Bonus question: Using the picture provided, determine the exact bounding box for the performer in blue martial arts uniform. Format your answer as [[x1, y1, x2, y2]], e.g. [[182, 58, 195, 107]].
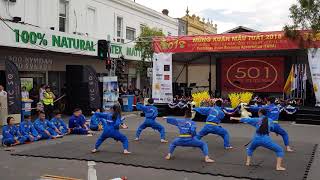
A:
[[194, 100, 232, 149], [20, 115, 42, 142], [2, 117, 27, 146], [230, 109, 286, 171], [249, 97, 293, 152], [164, 106, 214, 163], [69, 108, 90, 135], [134, 99, 167, 143], [34, 111, 62, 139], [89, 108, 105, 131], [91, 104, 131, 154], [51, 110, 70, 135]]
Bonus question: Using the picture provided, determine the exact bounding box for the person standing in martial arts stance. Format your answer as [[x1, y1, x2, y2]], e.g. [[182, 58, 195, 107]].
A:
[[230, 109, 286, 171], [134, 99, 167, 143], [194, 100, 232, 149], [2, 117, 27, 146], [249, 97, 293, 152], [164, 106, 214, 163], [91, 104, 130, 154], [20, 115, 42, 142]]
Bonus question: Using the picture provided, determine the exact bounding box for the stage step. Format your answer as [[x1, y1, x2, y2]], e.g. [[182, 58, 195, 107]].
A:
[[294, 107, 320, 125]]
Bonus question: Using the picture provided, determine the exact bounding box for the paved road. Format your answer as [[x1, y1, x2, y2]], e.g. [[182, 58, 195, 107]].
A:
[[0, 112, 319, 180]]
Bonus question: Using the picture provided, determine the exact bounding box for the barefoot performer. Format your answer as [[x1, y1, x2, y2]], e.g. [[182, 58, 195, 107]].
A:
[[249, 97, 293, 152], [194, 100, 232, 149], [230, 109, 286, 171], [135, 99, 167, 143], [91, 104, 130, 154], [164, 105, 214, 163]]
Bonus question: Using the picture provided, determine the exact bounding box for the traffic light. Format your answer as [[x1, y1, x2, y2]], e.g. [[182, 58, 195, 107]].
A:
[[115, 56, 126, 79], [97, 40, 110, 60], [106, 59, 112, 70]]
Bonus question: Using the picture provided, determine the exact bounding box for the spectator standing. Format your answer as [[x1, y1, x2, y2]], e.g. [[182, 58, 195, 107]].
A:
[[43, 86, 55, 120], [0, 85, 7, 97], [128, 85, 134, 95], [39, 84, 46, 102], [21, 86, 29, 99]]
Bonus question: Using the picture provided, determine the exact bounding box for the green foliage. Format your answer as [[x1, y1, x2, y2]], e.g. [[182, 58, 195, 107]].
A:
[[135, 26, 164, 61], [135, 26, 164, 75], [284, 0, 320, 39]]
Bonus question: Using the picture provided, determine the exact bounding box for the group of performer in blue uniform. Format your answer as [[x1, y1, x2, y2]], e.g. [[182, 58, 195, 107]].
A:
[[87, 97, 292, 171], [2, 108, 95, 147], [2, 96, 292, 171]]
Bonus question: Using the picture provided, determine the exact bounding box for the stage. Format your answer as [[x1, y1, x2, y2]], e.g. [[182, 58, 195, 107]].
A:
[[12, 130, 317, 180]]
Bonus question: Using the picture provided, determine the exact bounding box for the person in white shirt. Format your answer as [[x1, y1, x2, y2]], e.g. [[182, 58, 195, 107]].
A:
[[39, 84, 46, 102], [21, 86, 29, 99], [0, 85, 7, 97]]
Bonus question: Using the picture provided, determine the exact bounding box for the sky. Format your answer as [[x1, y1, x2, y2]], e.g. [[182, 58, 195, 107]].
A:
[[134, 0, 297, 33]]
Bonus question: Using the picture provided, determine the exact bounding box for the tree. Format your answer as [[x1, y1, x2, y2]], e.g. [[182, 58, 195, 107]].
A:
[[284, 0, 320, 41], [135, 26, 164, 74]]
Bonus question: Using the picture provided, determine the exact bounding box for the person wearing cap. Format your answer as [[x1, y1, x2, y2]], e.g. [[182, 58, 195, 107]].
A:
[[20, 115, 42, 142], [164, 105, 214, 163], [43, 86, 55, 120], [194, 100, 233, 149], [134, 98, 167, 143]]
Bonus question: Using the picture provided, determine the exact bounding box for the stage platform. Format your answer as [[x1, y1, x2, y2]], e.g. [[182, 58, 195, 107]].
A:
[[11, 131, 317, 180]]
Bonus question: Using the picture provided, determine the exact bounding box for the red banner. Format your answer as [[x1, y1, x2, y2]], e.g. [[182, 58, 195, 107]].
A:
[[153, 31, 320, 53], [220, 57, 284, 92]]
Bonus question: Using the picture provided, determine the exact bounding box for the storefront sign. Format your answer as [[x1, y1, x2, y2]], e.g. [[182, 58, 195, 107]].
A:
[[3, 55, 53, 71], [0, 21, 142, 60], [5, 60, 22, 114], [308, 48, 320, 107], [221, 57, 284, 92], [153, 31, 320, 53], [152, 53, 173, 103]]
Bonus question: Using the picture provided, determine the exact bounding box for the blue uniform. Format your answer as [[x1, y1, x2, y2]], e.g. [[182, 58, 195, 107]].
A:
[[94, 112, 129, 150], [19, 121, 41, 141], [51, 118, 69, 135], [2, 125, 27, 146], [240, 117, 284, 157], [135, 103, 166, 140], [167, 117, 209, 156], [34, 118, 58, 139], [250, 104, 290, 146], [68, 115, 88, 135], [194, 106, 231, 148], [89, 114, 105, 131]]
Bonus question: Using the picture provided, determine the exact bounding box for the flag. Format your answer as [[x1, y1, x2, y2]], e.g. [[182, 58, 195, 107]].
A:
[[302, 64, 307, 90], [283, 65, 294, 95], [292, 64, 297, 91]]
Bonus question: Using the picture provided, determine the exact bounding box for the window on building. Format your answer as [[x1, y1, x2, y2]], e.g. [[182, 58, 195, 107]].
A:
[[59, 0, 68, 32], [126, 27, 136, 41], [116, 16, 123, 38], [87, 7, 96, 36]]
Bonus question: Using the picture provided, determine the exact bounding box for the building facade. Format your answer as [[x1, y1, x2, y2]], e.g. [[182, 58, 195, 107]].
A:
[[0, 0, 178, 96]]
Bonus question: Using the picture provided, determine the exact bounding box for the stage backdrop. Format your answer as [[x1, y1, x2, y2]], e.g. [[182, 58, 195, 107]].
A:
[[220, 57, 284, 92]]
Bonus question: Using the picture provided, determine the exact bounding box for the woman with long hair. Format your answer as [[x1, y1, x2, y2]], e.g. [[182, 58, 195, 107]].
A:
[[91, 104, 130, 154], [231, 109, 285, 171], [164, 105, 214, 163]]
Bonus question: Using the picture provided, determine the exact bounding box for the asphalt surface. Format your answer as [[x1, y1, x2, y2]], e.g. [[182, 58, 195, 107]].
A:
[[0, 112, 320, 180]]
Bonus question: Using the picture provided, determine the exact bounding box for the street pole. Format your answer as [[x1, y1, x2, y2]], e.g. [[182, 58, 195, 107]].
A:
[[209, 54, 212, 97]]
